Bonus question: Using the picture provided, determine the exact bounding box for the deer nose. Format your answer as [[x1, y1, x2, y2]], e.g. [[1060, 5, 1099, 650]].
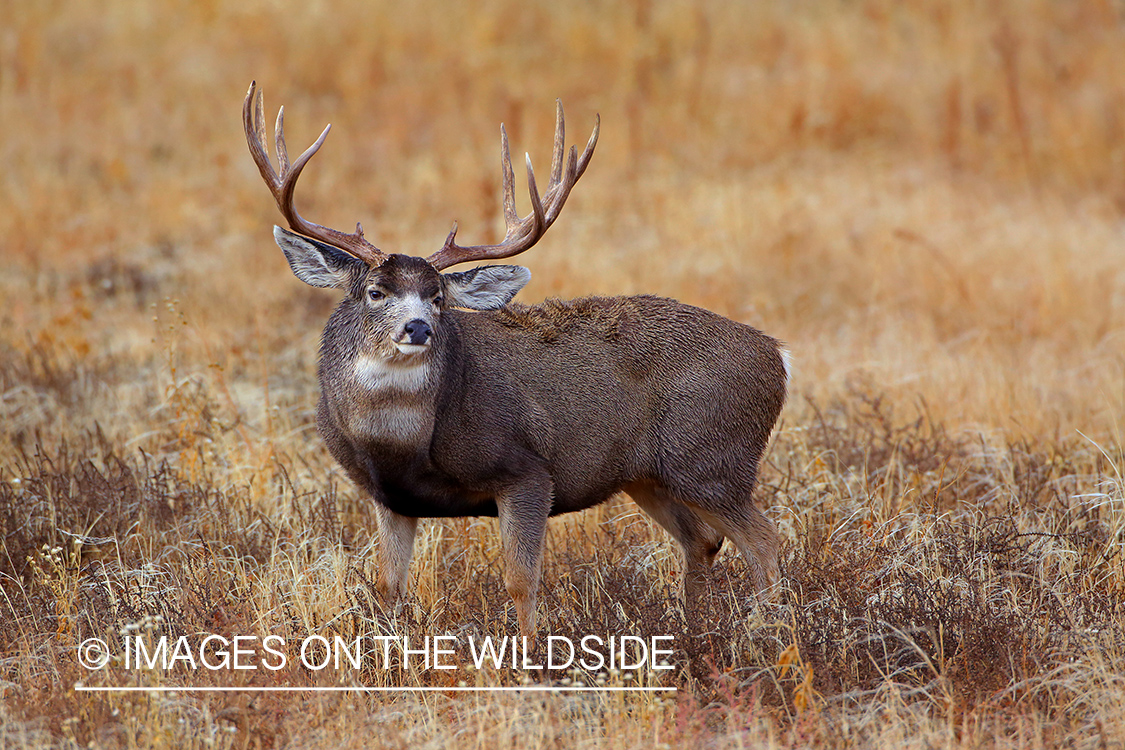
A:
[[403, 319, 433, 345]]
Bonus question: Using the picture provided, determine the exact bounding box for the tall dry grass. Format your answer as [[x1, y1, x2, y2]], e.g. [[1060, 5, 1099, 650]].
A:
[[1, 0, 1124, 748]]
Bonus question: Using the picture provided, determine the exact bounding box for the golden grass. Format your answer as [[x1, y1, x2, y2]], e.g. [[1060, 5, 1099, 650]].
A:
[[1, 0, 1124, 747]]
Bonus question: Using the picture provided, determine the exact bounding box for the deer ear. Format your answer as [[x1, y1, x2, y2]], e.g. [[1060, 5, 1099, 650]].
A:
[[442, 265, 531, 310], [273, 226, 363, 288]]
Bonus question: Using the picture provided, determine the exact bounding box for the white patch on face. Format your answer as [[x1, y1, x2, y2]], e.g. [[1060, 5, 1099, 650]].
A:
[[391, 294, 436, 349], [393, 342, 430, 355], [403, 293, 432, 319]]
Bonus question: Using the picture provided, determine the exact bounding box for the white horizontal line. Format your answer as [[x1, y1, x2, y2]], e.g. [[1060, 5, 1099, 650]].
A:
[[75, 685, 676, 693]]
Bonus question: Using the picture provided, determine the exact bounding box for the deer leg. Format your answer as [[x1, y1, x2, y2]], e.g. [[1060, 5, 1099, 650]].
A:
[[689, 504, 780, 600], [627, 483, 725, 611], [319, 403, 418, 601], [496, 473, 554, 642], [373, 502, 418, 601]]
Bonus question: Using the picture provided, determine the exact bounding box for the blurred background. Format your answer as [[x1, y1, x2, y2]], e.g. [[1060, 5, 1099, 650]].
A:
[[3, 4, 1125, 745], [2, 0, 1124, 443]]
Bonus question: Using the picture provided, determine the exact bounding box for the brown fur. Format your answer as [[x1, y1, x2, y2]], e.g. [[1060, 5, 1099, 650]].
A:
[[290, 245, 789, 637], [267, 218, 790, 639]]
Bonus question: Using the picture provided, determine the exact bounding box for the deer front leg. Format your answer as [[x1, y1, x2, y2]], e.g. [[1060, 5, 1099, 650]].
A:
[[374, 502, 418, 601], [496, 473, 553, 641]]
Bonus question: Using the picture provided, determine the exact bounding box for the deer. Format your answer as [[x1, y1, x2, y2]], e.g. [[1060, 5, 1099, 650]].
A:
[[243, 82, 789, 640]]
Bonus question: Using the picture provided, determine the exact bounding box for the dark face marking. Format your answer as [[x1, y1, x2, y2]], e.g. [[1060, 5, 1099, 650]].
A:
[[358, 255, 444, 301]]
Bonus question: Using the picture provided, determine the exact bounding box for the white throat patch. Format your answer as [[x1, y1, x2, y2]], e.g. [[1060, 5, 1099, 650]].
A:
[[353, 353, 431, 394]]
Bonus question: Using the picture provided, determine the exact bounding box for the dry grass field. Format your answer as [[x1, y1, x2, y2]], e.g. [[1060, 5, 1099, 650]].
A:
[[2, 0, 1124, 747]]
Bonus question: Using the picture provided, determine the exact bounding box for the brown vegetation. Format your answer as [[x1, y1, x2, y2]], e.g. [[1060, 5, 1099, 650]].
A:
[[1, 0, 1123, 747]]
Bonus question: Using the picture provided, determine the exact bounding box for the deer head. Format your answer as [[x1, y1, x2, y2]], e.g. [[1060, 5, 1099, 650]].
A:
[[243, 82, 597, 366]]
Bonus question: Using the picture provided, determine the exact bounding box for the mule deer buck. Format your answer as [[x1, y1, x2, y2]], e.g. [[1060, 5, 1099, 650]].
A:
[[243, 82, 789, 638]]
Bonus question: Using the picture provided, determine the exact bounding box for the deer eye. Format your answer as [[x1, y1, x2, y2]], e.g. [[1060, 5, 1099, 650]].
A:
[[367, 288, 385, 302], [433, 295, 444, 307]]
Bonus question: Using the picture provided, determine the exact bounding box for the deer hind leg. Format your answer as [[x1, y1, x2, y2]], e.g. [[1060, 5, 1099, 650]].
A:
[[374, 502, 418, 601], [496, 472, 554, 643], [626, 483, 725, 610], [688, 503, 780, 600]]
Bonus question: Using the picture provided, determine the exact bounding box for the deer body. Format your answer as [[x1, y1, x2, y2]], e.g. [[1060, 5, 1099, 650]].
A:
[[318, 290, 787, 519], [245, 83, 788, 637]]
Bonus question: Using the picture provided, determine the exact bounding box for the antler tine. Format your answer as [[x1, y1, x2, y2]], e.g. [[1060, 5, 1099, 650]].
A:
[[275, 122, 331, 225], [524, 152, 546, 242], [500, 124, 519, 227], [548, 99, 565, 190], [245, 83, 277, 188], [426, 102, 599, 271], [275, 106, 290, 175], [575, 114, 599, 181], [544, 145, 579, 225], [242, 81, 386, 266]]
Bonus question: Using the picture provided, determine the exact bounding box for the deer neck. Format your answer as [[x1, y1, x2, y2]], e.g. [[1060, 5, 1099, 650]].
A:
[[318, 310, 448, 451]]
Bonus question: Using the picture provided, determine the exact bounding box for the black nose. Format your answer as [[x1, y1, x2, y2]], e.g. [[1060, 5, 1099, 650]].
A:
[[403, 319, 432, 345]]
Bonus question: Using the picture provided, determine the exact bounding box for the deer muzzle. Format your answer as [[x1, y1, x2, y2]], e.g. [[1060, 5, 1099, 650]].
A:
[[394, 318, 433, 354]]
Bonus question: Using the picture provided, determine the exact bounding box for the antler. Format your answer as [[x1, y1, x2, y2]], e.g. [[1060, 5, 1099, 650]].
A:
[[243, 81, 386, 266], [426, 101, 599, 271]]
